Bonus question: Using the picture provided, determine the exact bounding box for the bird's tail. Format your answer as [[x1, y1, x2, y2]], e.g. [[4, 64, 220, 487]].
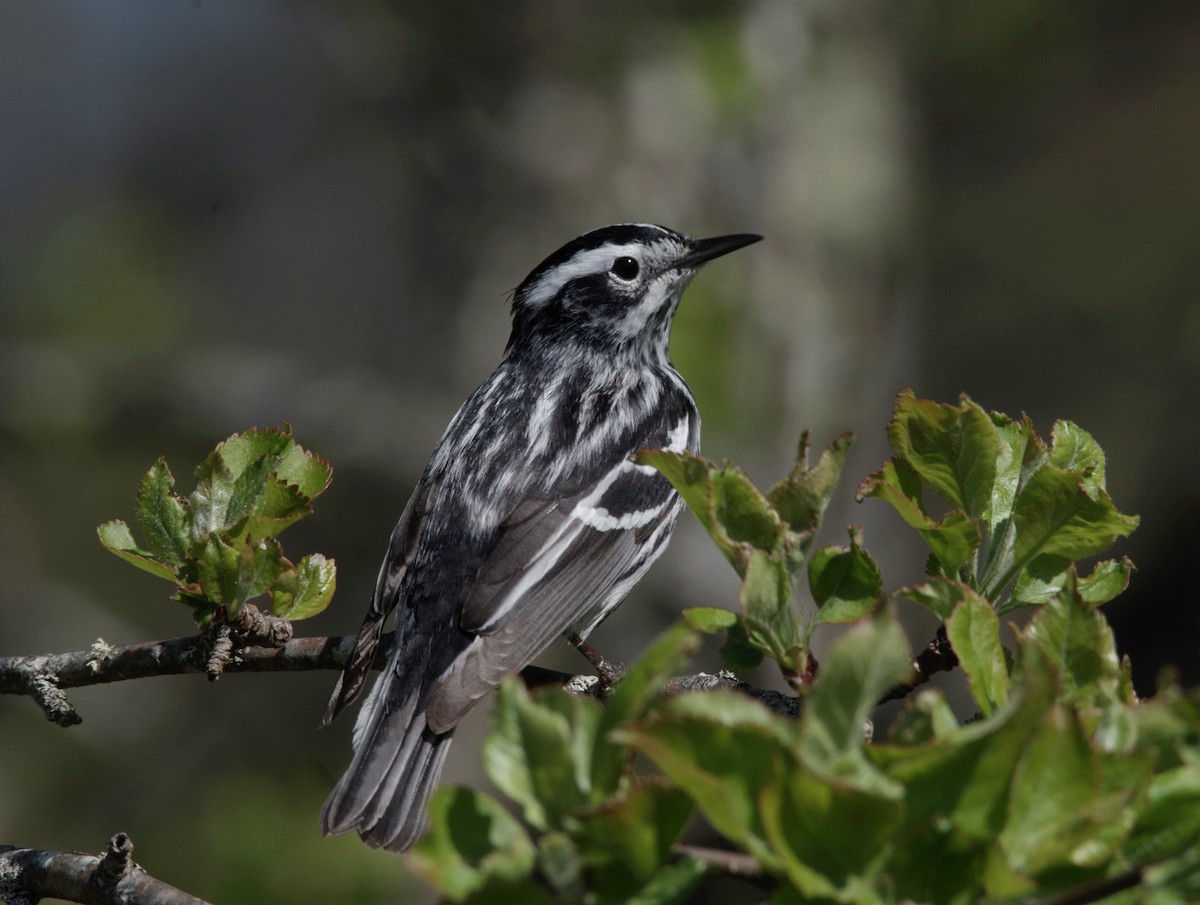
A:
[[320, 665, 454, 852]]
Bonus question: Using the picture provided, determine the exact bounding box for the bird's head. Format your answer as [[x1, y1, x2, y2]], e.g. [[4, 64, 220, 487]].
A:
[[507, 224, 761, 362]]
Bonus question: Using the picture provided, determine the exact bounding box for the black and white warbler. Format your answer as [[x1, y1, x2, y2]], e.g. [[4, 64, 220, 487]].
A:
[[320, 223, 762, 851]]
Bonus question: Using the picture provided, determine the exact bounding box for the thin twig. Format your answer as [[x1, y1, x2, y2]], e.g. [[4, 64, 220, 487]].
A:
[[673, 843, 766, 879], [879, 625, 959, 704]]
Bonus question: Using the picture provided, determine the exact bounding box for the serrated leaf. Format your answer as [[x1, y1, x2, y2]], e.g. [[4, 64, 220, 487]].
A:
[[992, 705, 1151, 886], [759, 755, 904, 896], [407, 786, 535, 900], [886, 390, 1000, 520], [1010, 554, 1134, 611], [270, 553, 336, 620], [711, 467, 783, 557], [1049, 419, 1106, 489], [739, 549, 802, 671], [578, 781, 694, 882], [222, 453, 280, 529], [808, 527, 882, 624], [1025, 573, 1121, 707], [766, 431, 854, 556], [193, 534, 283, 614], [188, 452, 236, 540], [592, 623, 699, 795], [856, 459, 981, 574], [946, 591, 1009, 716], [274, 436, 333, 499], [635, 449, 786, 577], [231, 480, 313, 543], [211, 428, 293, 481], [798, 608, 910, 794], [482, 681, 596, 830], [135, 459, 188, 565], [616, 689, 790, 865], [894, 576, 976, 621], [1011, 465, 1138, 563], [96, 520, 178, 581]]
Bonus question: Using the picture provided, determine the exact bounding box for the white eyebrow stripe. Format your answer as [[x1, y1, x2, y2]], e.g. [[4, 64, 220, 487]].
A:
[[521, 243, 637, 309]]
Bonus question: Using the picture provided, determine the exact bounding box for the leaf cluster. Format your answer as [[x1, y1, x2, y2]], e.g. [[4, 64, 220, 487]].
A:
[[413, 393, 1200, 904], [97, 427, 336, 625], [637, 432, 880, 679]]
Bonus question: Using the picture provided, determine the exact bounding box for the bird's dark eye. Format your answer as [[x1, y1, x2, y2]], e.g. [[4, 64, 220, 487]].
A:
[[610, 256, 640, 280]]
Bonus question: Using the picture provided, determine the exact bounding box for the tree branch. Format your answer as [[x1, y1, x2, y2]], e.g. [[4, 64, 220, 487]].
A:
[[1, 617, 804, 722], [0, 833, 211, 905], [879, 625, 959, 704]]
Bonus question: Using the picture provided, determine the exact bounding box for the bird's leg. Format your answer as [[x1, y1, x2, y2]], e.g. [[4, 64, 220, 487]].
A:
[[568, 632, 626, 689]]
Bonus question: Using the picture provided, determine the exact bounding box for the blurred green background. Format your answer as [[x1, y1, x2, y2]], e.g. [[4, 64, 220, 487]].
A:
[[1, 2, 1196, 902]]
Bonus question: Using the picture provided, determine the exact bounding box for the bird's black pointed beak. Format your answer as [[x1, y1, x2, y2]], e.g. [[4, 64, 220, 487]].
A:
[[675, 233, 763, 269]]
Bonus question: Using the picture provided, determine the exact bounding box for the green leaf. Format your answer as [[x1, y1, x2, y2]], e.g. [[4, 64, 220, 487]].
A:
[[193, 534, 283, 614], [578, 780, 694, 883], [482, 681, 596, 830], [758, 757, 904, 896], [721, 615, 766, 672], [634, 449, 787, 576], [188, 451, 237, 540], [617, 690, 792, 864], [592, 623, 699, 795], [873, 652, 1057, 843], [1128, 764, 1200, 865], [987, 412, 1037, 533], [632, 449, 719, 541], [886, 390, 1000, 519], [1011, 465, 1138, 561], [1010, 555, 1134, 610], [894, 576, 976, 621], [270, 553, 336, 620], [274, 435, 333, 499], [797, 608, 910, 795], [992, 706, 1151, 888], [885, 688, 961, 745], [536, 832, 584, 900], [766, 431, 854, 556], [135, 458, 188, 565], [96, 519, 178, 582], [856, 459, 981, 575], [711, 467, 784, 559], [406, 786, 535, 900], [681, 606, 739, 633], [222, 452, 280, 529], [233, 480, 313, 541], [1048, 419, 1106, 489], [808, 527, 882, 624], [1025, 573, 1121, 707], [210, 428, 293, 481], [739, 549, 802, 672], [945, 591, 1009, 716], [624, 858, 708, 905]]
